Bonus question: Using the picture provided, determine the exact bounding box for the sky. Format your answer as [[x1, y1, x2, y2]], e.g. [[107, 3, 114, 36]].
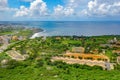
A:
[[0, 0, 120, 21]]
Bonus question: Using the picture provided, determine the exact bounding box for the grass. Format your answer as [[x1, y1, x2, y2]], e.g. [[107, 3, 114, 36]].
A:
[[0, 52, 10, 61]]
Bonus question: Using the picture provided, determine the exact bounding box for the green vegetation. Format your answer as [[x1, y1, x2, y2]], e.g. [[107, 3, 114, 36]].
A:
[[5, 35, 120, 58], [0, 60, 120, 80], [15, 29, 33, 37], [0, 52, 10, 61], [1, 35, 120, 80]]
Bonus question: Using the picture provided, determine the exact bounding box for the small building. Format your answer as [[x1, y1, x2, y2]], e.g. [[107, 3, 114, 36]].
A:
[[108, 37, 117, 44], [12, 36, 18, 40], [116, 41, 120, 45], [55, 37, 61, 40], [0, 36, 10, 44], [113, 50, 120, 55], [72, 47, 85, 53], [100, 44, 112, 48], [91, 49, 99, 54]]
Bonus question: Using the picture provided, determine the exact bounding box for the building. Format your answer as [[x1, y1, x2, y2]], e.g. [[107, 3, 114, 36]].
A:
[[0, 36, 10, 44], [113, 50, 120, 55], [51, 53, 113, 70], [72, 47, 85, 53], [12, 36, 18, 40], [63, 53, 109, 62]]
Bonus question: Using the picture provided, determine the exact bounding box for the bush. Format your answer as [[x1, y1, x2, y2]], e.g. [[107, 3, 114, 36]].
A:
[[6, 60, 20, 69], [34, 59, 44, 68]]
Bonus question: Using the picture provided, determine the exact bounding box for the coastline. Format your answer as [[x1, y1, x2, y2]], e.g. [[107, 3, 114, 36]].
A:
[[30, 29, 47, 39]]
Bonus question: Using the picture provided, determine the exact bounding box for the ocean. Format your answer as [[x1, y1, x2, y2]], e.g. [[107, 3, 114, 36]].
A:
[[1, 21, 120, 36]]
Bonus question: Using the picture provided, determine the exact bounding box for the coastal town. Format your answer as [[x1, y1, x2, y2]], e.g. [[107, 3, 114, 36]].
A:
[[0, 29, 120, 70]]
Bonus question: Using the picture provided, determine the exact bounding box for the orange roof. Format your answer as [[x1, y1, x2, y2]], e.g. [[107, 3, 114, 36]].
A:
[[64, 53, 109, 59]]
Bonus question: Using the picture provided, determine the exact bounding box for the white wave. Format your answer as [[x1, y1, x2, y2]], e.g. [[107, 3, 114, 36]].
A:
[[30, 30, 47, 39]]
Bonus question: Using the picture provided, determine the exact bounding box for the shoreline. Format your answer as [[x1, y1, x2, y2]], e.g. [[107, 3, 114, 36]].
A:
[[30, 29, 46, 39]]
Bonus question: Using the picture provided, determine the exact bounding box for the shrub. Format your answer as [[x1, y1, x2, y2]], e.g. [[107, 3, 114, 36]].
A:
[[6, 60, 20, 69]]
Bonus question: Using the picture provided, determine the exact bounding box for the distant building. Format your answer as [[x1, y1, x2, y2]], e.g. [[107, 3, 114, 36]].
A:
[[113, 50, 120, 55], [55, 37, 61, 40], [116, 41, 120, 45], [108, 37, 117, 44], [100, 44, 112, 48], [18, 36, 23, 40], [72, 47, 85, 53], [0, 36, 10, 44], [91, 49, 99, 54], [12, 36, 18, 40]]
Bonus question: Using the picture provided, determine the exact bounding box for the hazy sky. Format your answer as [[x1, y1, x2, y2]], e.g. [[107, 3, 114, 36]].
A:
[[0, 0, 120, 21]]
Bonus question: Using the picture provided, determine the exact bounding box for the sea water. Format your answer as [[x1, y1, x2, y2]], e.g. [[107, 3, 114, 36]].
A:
[[1, 21, 120, 36]]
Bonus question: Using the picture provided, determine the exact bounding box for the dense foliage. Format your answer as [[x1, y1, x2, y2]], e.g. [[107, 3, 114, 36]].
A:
[[0, 60, 120, 80]]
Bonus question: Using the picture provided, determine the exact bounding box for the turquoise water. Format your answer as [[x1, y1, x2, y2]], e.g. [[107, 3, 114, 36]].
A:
[[1, 21, 120, 36]]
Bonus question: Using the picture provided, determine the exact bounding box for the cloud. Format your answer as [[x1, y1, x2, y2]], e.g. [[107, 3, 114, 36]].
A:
[[0, 0, 7, 8], [15, 0, 48, 17], [0, 0, 18, 20], [0, 0, 8, 11], [53, 0, 88, 17], [53, 0, 120, 18], [54, 5, 74, 16], [53, 0, 80, 16], [20, 0, 34, 2], [15, 6, 29, 17], [82, 0, 120, 16], [0, 0, 17, 12], [1, 0, 120, 20]]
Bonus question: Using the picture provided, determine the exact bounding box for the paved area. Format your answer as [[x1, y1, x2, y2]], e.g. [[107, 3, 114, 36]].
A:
[[6, 50, 25, 61]]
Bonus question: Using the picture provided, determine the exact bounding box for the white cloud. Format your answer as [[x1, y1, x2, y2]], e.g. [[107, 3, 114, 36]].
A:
[[64, 7, 74, 16], [0, 0, 17, 12], [0, 0, 18, 20], [15, 6, 29, 17], [54, 5, 74, 16], [20, 0, 34, 2], [15, 0, 48, 17], [0, 0, 8, 11], [29, 0, 48, 16], [0, 0, 7, 8], [83, 0, 120, 16], [53, 0, 79, 16], [53, 0, 89, 17], [1, 0, 120, 20], [54, 5, 63, 16]]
